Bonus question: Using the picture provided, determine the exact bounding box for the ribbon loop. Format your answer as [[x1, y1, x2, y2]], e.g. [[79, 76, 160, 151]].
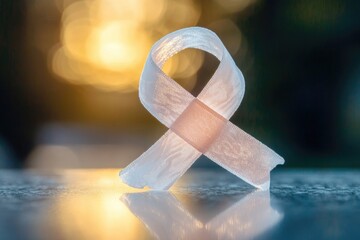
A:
[[120, 27, 284, 190]]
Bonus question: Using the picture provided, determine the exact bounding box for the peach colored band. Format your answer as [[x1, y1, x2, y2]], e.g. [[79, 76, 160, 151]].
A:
[[170, 99, 227, 153]]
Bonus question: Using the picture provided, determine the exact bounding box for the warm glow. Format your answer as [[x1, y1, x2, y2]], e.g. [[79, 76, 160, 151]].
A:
[[214, 0, 257, 13], [51, 0, 202, 92], [40, 169, 147, 239], [26, 144, 145, 168], [86, 21, 149, 72]]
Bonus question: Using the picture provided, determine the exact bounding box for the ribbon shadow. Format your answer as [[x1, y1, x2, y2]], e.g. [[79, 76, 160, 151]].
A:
[[121, 190, 282, 239]]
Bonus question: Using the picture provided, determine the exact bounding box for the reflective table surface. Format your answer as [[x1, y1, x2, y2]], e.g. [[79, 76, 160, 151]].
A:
[[0, 168, 359, 240]]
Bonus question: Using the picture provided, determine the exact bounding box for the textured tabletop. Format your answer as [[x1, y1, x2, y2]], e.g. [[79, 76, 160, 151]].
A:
[[0, 168, 360, 240]]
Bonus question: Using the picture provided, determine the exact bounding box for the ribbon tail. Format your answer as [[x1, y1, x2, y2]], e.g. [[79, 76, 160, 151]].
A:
[[120, 130, 201, 190], [205, 122, 285, 190]]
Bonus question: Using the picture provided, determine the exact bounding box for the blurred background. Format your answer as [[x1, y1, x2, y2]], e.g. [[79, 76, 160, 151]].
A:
[[0, 0, 359, 169]]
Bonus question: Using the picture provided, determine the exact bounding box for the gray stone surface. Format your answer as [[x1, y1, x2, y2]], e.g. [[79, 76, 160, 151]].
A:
[[0, 168, 359, 240]]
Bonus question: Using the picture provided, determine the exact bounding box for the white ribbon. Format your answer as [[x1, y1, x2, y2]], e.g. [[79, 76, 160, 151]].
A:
[[120, 27, 284, 190]]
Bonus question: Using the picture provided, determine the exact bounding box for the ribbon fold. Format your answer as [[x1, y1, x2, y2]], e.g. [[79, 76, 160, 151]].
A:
[[120, 27, 284, 190]]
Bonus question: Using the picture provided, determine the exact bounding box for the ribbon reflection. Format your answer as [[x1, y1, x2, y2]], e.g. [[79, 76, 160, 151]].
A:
[[121, 190, 282, 240]]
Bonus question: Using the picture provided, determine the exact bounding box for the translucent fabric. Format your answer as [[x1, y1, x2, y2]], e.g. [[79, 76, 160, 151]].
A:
[[120, 27, 284, 190]]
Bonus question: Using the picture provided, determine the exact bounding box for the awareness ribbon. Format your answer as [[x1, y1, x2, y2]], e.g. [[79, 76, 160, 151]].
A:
[[120, 27, 284, 190]]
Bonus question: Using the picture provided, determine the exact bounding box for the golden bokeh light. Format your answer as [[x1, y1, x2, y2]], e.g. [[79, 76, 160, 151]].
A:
[[214, 0, 257, 13], [39, 169, 148, 239], [51, 0, 202, 92], [86, 21, 150, 72]]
